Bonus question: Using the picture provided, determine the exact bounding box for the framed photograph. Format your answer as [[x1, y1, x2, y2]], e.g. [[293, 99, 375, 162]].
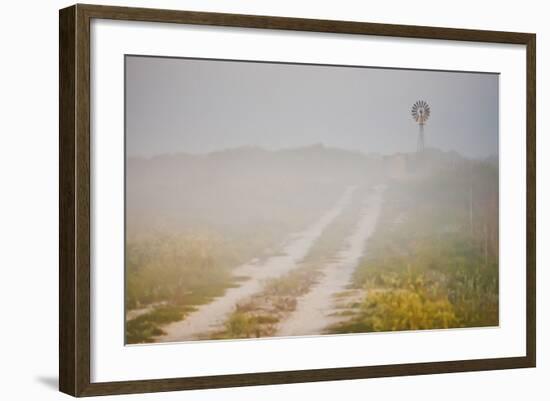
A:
[[59, 4, 536, 397]]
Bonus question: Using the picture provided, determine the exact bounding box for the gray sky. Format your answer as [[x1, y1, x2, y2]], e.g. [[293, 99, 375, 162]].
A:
[[126, 55, 498, 158]]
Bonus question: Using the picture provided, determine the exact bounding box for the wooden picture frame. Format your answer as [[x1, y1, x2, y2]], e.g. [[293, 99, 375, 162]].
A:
[[59, 3, 536, 397]]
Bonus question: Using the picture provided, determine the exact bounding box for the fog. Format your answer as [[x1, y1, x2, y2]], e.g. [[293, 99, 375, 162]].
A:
[[126, 55, 498, 159], [124, 56, 499, 344]]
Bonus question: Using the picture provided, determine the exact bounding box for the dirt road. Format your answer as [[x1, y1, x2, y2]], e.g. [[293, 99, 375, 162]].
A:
[[276, 185, 385, 337], [156, 186, 358, 342]]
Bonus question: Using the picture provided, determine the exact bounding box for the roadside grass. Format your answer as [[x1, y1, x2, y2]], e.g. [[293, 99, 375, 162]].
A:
[[330, 161, 499, 334], [124, 229, 281, 343], [125, 305, 196, 343]]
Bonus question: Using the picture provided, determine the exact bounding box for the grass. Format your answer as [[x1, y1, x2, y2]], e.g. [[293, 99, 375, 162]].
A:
[[125, 305, 196, 343], [209, 263, 322, 340], [330, 161, 499, 334], [214, 312, 281, 339], [125, 272, 251, 343], [124, 231, 262, 343], [331, 274, 459, 332]]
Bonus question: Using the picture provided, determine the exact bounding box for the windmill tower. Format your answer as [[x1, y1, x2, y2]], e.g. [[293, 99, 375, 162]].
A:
[[411, 100, 431, 153]]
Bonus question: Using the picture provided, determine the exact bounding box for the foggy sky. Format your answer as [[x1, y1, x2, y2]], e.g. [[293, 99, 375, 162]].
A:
[[126, 55, 498, 158]]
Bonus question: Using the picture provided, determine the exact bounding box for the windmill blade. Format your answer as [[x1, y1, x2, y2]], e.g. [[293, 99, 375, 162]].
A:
[[411, 100, 430, 125]]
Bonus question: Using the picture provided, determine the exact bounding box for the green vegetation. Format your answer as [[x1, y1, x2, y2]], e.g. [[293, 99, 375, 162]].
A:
[[331, 161, 499, 333], [125, 231, 278, 310], [125, 231, 276, 343], [215, 310, 281, 339], [126, 305, 197, 343]]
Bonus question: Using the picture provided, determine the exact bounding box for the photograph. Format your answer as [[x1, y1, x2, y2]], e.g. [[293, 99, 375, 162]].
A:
[[124, 55, 499, 345]]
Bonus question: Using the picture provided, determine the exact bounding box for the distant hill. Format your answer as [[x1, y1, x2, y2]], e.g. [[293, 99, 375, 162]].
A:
[[128, 144, 380, 187], [125, 144, 481, 237], [126, 145, 382, 237]]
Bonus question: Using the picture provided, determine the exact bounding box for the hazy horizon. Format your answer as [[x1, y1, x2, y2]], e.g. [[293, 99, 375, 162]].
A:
[[126, 56, 499, 159], [125, 142, 497, 160]]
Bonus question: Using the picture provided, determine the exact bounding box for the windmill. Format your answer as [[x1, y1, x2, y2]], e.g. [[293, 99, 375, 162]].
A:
[[411, 100, 431, 152]]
